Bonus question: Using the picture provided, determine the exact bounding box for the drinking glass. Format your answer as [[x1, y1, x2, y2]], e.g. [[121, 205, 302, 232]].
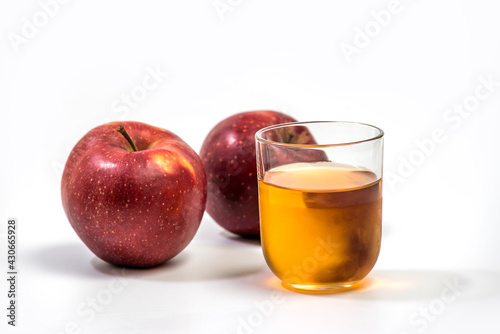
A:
[[256, 121, 383, 291]]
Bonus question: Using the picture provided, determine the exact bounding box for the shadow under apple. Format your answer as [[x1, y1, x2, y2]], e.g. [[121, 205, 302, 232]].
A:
[[91, 243, 267, 282], [24, 242, 103, 278], [219, 230, 261, 246]]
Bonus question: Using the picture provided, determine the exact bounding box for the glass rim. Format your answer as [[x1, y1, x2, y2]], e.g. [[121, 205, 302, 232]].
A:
[[255, 120, 384, 148]]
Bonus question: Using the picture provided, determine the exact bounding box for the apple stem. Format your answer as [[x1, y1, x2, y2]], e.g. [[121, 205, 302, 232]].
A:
[[279, 129, 295, 143], [116, 125, 139, 152]]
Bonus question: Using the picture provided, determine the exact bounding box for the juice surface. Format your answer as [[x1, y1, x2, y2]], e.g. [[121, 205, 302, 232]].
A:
[[259, 162, 382, 287]]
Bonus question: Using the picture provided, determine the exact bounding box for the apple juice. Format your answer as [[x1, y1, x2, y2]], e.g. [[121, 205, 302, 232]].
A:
[[258, 161, 382, 289]]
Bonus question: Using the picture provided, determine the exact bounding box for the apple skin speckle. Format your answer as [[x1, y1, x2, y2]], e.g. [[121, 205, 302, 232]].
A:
[[61, 121, 207, 268]]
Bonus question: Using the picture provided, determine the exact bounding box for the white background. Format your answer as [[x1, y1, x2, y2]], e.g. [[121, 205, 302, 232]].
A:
[[1, 0, 500, 333]]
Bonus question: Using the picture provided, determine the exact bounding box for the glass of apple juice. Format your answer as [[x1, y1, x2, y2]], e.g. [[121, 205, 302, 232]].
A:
[[255, 121, 383, 292]]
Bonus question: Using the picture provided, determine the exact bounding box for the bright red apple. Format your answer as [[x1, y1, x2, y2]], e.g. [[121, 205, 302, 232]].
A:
[[61, 121, 206, 268], [200, 110, 324, 237]]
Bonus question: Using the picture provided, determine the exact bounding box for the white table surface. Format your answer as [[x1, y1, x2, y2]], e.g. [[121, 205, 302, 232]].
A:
[[1, 1, 500, 333]]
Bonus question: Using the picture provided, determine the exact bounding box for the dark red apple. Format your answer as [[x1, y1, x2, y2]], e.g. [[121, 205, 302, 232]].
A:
[[61, 121, 206, 268], [200, 111, 324, 237]]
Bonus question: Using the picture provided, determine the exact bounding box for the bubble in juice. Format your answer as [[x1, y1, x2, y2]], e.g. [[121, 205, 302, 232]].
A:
[[258, 161, 382, 288]]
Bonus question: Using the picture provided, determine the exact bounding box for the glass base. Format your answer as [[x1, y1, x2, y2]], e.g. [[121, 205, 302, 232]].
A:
[[282, 280, 363, 293]]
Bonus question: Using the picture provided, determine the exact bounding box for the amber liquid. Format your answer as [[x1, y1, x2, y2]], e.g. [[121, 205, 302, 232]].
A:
[[259, 162, 382, 289]]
